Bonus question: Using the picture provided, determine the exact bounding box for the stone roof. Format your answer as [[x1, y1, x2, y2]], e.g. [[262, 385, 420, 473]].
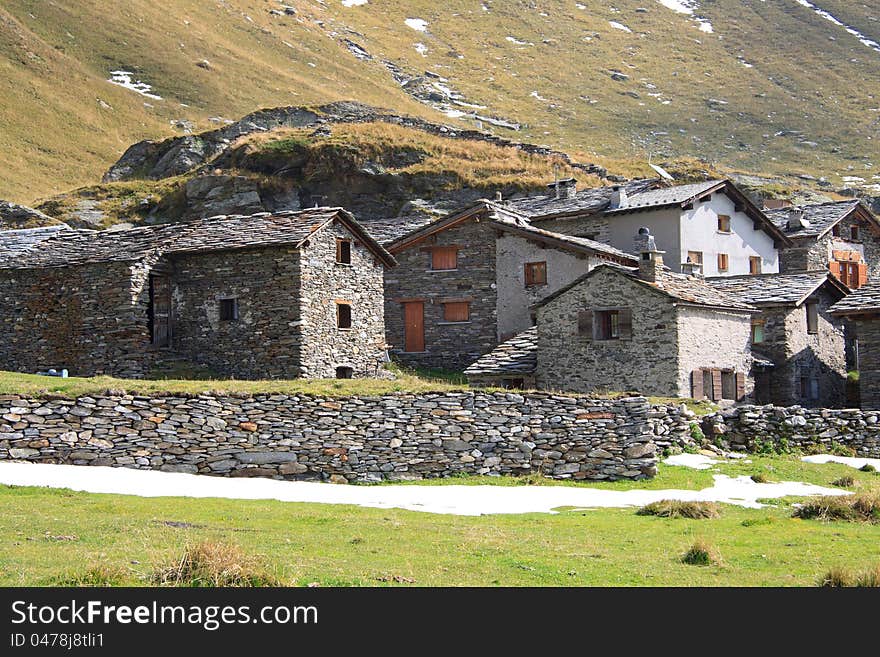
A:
[[0, 225, 71, 258], [492, 220, 638, 264], [463, 328, 537, 377], [765, 200, 862, 238], [504, 178, 658, 220], [0, 200, 57, 228], [535, 264, 757, 313], [359, 214, 438, 244], [0, 208, 396, 269], [706, 271, 848, 306], [830, 281, 880, 316], [603, 180, 724, 214]]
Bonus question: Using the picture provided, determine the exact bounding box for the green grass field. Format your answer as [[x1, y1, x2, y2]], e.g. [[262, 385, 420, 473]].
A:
[[1, 454, 878, 587]]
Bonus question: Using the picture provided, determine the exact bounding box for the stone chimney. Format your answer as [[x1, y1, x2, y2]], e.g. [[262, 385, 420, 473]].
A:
[[495, 190, 503, 202], [609, 185, 628, 209], [681, 255, 704, 278], [547, 178, 577, 200], [763, 198, 792, 210], [635, 227, 664, 282], [787, 207, 810, 230]]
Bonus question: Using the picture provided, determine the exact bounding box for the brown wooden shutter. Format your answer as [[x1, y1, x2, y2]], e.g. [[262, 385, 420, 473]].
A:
[[431, 247, 458, 270], [577, 310, 593, 337], [858, 263, 868, 287], [828, 260, 842, 280], [712, 369, 723, 401], [735, 372, 746, 401], [691, 369, 704, 399], [618, 308, 633, 339], [443, 302, 470, 322]]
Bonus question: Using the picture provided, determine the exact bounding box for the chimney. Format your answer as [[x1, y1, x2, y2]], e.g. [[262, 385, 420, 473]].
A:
[[547, 178, 577, 200], [635, 227, 665, 282], [610, 185, 628, 209], [495, 191, 503, 202], [681, 255, 704, 278], [763, 198, 792, 210], [787, 207, 810, 230]]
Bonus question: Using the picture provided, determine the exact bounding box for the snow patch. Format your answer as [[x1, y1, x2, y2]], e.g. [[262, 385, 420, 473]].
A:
[[663, 453, 718, 469], [107, 70, 162, 100], [405, 18, 428, 32], [414, 42, 428, 56], [795, 0, 880, 54], [655, 1, 715, 35], [0, 462, 850, 516], [341, 0, 368, 6], [802, 454, 880, 470], [506, 36, 534, 46], [609, 21, 632, 33]]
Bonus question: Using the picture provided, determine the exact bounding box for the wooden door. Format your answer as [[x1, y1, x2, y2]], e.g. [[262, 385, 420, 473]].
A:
[[150, 275, 171, 347], [403, 302, 425, 353]]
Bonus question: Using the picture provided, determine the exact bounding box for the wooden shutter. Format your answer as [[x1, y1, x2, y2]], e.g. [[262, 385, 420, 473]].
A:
[[431, 247, 457, 270], [691, 369, 704, 399], [858, 263, 868, 288], [618, 308, 633, 339], [735, 372, 746, 401], [524, 261, 547, 286], [711, 369, 723, 401], [443, 302, 470, 322], [403, 302, 425, 352], [828, 260, 842, 280], [577, 310, 593, 337]]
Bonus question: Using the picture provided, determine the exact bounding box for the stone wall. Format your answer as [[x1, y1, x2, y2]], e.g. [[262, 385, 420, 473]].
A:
[[385, 218, 498, 370], [702, 405, 880, 457], [0, 260, 157, 378], [851, 316, 880, 410], [0, 392, 659, 482]]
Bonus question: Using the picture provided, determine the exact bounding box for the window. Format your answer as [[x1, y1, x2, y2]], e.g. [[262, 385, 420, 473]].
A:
[[431, 246, 458, 270], [751, 318, 765, 343], [337, 302, 352, 329], [524, 261, 547, 287], [581, 308, 633, 340], [336, 239, 352, 264], [219, 298, 238, 321], [806, 302, 818, 335], [335, 366, 353, 379], [687, 251, 703, 265], [692, 368, 745, 401], [442, 301, 470, 322], [749, 256, 762, 275], [721, 371, 736, 400], [851, 225, 860, 240], [717, 253, 729, 272], [832, 224, 841, 237], [800, 374, 820, 400], [597, 310, 620, 340], [717, 214, 731, 233]]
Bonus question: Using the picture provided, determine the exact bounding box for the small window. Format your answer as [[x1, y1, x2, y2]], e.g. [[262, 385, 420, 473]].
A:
[[431, 246, 458, 270], [336, 239, 352, 264], [597, 310, 620, 340], [717, 253, 729, 272], [806, 302, 818, 335], [832, 224, 841, 237], [337, 302, 352, 329], [524, 261, 547, 287], [751, 318, 765, 343], [442, 301, 470, 322], [851, 225, 860, 240], [749, 256, 762, 275], [335, 366, 353, 379], [717, 214, 731, 233], [721, 371, 736, 400], [687, 251, 703, 265], [219, 298, 238, 321]]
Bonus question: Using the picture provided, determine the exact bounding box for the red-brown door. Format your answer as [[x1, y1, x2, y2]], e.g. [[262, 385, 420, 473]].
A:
[[403, 302, 425, 353], [150, 274, 171, 347]]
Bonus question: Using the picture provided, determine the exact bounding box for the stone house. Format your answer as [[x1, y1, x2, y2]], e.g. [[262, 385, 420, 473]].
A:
[[0, 208, 395, 379], [383, 201, 637, 370], [830, 282, 880, 409], [766, 200, 880, 289], [506, 178, 791, 277], [467, 232, 760, 400], [707, 272, 849, 407]]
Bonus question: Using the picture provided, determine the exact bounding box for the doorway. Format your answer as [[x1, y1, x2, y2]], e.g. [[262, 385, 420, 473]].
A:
[[149, 274, 172, 347], [403, 301, 425, 353]]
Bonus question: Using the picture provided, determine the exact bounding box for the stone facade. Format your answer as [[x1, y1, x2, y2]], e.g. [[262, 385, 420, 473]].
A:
[[848, 316, 880, 409], [779, 214, 880, 283], [0, 392, 660, 482], [385, 217, 497, 370]]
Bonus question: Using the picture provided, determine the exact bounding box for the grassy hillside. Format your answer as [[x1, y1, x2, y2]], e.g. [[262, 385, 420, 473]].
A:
[[2, 0, 879, 204]]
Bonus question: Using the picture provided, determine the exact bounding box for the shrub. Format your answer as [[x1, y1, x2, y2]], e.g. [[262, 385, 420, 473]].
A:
[[818, 564, 880, 587], [831, 476, 854, 488], [829, 442, 856, 457], [681, 539, 721, 566], [860, 463, 876, 473], [152, 541, 281, 587], [741, 516, 774, 527], [689, 422, 705, 443], [750, 473, 770, 484], [637, 500, 721, 519], [793, 492, 880, 523]]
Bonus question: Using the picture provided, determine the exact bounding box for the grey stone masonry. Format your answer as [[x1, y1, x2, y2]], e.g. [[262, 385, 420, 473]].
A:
[[0, 392, 660, 482]]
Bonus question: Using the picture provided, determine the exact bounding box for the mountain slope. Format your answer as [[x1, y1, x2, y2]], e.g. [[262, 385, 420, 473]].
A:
[[2, 0, 879, 203]]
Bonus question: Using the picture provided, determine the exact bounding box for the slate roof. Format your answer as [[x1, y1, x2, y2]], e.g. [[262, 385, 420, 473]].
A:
[[706, 272, 848, 307], [830, 281, 880, 315], [535, 264, 757, 313], [463, 328, 537, 377], [0, 225, 71, 258], [0, 208, 396, 269], [603, 180, 724, 214], [359, 215, 438, 244], [505, 178, 658, 220], [765, 200, 862, 238], [491, 221, 637, 264]]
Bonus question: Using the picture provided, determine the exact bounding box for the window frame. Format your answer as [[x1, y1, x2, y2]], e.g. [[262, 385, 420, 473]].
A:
[[751, 318, 765, 344], [336, 239, 352, 265], [851, 225, 860, 241], [441, 301, 471, 323], [219, 298, 239, 322], [687, 250, 703, 265], [429, 246, 459, 271], [717, 253, 729, 272], [749, 256, 762, 275], [717, 214, 731, 233], [524, 261, 548, 288], [336, 301, 352, 330], [806, 301, 819, 335]]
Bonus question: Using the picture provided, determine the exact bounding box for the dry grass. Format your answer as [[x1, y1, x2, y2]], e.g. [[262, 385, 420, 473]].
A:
[[832, 475, 855, 488], [151, 541, 281, 587], [793, 492, 880, 523], [819, 564, 880, 587], [681, 538, 722, 566], [52, 564, 131, 587], [637, 500, 721, 519]]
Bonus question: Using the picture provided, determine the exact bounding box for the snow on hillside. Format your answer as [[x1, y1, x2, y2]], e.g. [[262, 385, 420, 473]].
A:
[[794, 0, 880, 54], [405, 18, 428, 32], [656, 0, 714, 34], [107, 70, 162, 100]]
